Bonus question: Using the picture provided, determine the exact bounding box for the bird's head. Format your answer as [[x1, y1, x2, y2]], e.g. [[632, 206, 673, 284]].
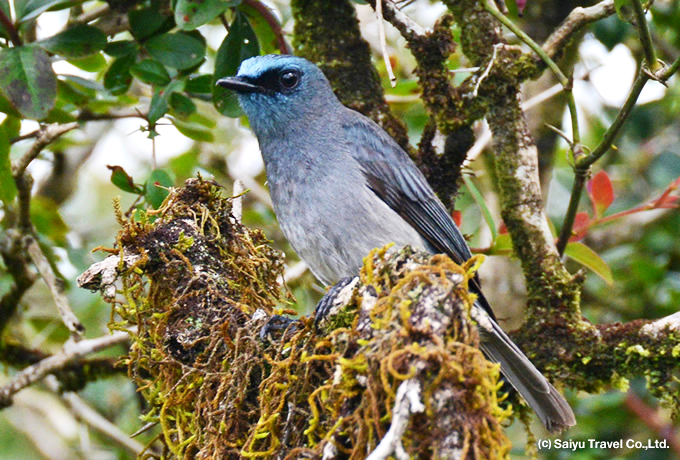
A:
[[217, 55, 339, 138]]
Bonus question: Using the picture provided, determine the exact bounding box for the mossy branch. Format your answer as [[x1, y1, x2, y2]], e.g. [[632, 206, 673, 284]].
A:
[[80, 179, 515, 458]]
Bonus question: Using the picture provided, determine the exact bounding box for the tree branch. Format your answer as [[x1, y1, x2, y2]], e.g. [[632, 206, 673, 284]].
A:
[[0, 332, 129, 406], [541, 0, 616, 61], [25, 235, 85, 336]]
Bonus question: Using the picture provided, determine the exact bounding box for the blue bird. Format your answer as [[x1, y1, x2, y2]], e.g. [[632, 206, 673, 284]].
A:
[[217, 54, 575, 433]]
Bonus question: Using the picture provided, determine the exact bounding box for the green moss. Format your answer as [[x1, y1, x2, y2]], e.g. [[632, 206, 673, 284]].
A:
[[101, 181, 513, 457]]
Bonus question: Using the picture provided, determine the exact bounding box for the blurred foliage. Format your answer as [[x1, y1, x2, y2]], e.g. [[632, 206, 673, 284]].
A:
[[0, 0, 678, 459]]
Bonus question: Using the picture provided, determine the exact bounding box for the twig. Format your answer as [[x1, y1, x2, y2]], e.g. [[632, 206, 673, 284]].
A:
[[557, 54, 680, 255], [557, 68, 647, 255], [77, 110, 146, 122], [243, 0, 291, 54], [11, 123, 79, 177], [366, 379, 425, 460], [376, 0, 397, 87], [77, 253, 143, 301], [631, 0, 660, 72], [70, 4, 110, 25], [484, 0, 582, 151], [467, 81, 565, 161], [473, 44, 500, 97], [25, 235, 85, 336], [0, 331, 129, 405], [624, 391, 680, 455], [45, 376, 147, 456], [542, 1, 616, 60], [232, 180, 245, 223], [0, 8, 22, 46], [382, 0, 426, 38], [279, 260, 308, 285]]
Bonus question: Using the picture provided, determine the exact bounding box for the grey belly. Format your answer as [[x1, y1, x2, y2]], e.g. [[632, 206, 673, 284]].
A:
[[275, 184, 428, 285]]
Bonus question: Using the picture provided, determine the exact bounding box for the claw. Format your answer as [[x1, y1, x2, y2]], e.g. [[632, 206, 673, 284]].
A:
[[259, 315, 301, 342], [314, 276, 359, 328]]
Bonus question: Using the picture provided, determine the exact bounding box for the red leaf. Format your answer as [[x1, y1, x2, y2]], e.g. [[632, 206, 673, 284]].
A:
[[653, 176, 680, 209], [452, 210, 462, 228], [587, 170, 614, 218], [498, 221, 508, 235], [516, 0, 527, 14], [569, 212, 591, 241]]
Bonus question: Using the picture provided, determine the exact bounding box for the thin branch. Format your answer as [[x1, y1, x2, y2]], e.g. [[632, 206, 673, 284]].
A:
[[77, 110, 146, 122], [0, 331, 129, 405], [25, 235, 85, 336], [232, 180, 245, 223], [0, 7, 22, 46], [70, 4, 110, 25], [557, 54, 680, 255], [382, 0, 426, 38], [483, 0, 582, 150], [376, 0, 397, 87], [366, 379, 425, 460], [11, 123, 79, 177], [243, 0, 291, 54], [45, 376, 147, 456], [624, 391, 680, 455], [542, 0, 616, 60], [557, 68, 648, 254], [631, 0, 660, 72]]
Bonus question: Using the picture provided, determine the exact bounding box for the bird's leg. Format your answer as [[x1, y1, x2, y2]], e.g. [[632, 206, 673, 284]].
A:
[[314, 276, 359, 328], [259, 315, 301, 342]]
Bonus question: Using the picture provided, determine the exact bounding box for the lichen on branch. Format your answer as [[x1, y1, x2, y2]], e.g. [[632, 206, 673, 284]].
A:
[[82, 179, 512, 459]]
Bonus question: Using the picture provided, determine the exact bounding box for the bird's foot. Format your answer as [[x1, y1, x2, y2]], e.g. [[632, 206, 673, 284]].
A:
[[259, 315, 301, 343], [314, 276, 359, 328]]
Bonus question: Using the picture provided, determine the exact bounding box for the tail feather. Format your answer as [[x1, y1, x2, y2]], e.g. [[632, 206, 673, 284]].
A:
[[472, 304, 576, 433]]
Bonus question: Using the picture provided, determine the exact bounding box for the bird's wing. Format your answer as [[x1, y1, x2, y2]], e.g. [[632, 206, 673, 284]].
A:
[[343, 113, 496, 319]]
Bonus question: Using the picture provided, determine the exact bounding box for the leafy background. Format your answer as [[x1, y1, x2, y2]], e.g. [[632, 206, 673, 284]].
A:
[[0, 0, 679, 458]]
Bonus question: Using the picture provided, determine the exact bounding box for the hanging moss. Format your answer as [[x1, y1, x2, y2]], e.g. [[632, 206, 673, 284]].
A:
[[91, 178, 511, 459]]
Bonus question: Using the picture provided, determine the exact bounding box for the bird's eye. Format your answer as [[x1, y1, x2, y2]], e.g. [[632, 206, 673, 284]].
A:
[[279, 70, 300, 90]]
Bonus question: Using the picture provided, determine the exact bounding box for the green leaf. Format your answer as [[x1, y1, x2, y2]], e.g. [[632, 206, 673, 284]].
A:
[[169, 92, 196, 118], [0, 93, 22, 117], [488, 233, 513, 255], [187, 110, 216, 128], [145, 169, 174, 208], [38, 25, 107, 58], [104, 40, 138, 58], [238, 1, 282, 54], [60, 75, 104, 93], [462, 175, 497, 242], [16, 0, 76, 22], [0, 116, 20, 205], [146, 32, 206, 70], [0, 45, 57, 120], [565, 242, 614, 286], [131, 59, 171, 86], [104, 54, 136, 95], [67, 53, 107, 72], [186, 74, 213, 94], [31, 196, 68, 246], [107, 165, 143, 194], [170, 117, 214, 142], [148, 79, 185, 125], [128, 7, 171, 40], [175, 0, 239, 31], [614, 0, 634, 22], [213, 11, 259, 117]]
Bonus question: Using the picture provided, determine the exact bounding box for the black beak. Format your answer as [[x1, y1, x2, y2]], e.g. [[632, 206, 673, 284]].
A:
[[216, 77, 264, 94]]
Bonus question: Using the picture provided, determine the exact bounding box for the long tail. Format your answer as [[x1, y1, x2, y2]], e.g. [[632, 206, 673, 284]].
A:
[[472, 303, 576, 433]]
